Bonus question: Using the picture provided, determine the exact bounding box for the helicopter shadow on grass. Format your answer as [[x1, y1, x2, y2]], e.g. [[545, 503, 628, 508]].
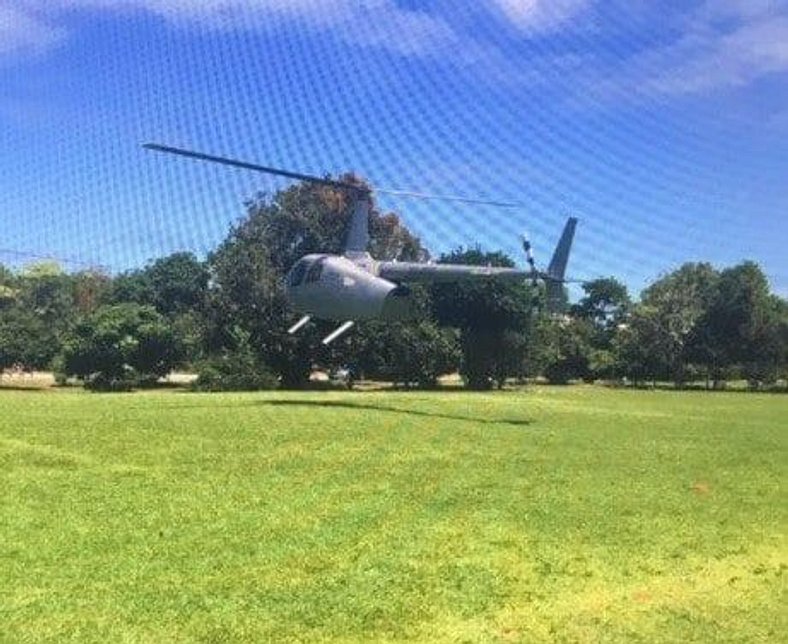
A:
[[260, 399, 533, 427]]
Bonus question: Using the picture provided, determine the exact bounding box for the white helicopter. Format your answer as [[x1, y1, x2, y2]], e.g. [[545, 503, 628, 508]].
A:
[[145, 143, 577, 345]]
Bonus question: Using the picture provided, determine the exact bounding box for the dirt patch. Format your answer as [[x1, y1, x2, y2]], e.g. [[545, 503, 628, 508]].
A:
[[0, 371, 55, 389], [498, 628, 521, 641], [691, 481, 711, 495], [632, 589, 652, 604]]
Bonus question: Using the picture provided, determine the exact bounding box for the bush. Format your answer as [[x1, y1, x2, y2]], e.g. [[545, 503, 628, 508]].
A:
[[193, 352, 278, 392], [60, 303, 182, 391], [84, 369, 137, 392]]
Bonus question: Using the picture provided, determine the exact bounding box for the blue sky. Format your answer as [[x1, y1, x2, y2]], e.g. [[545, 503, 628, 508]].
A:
[[1, 0, 787, 297]]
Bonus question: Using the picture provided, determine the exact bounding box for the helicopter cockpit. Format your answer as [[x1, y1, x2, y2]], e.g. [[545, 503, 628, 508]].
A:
[[286, 255, 328, 288]]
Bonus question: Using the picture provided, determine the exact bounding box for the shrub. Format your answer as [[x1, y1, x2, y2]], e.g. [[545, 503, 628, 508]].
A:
[[60, 303, 181, 391], [193, 351, 278, 392]]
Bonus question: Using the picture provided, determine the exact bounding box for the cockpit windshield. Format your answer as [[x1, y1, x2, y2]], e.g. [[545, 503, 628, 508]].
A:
[[287, 258, 309, 287], [287, 256, 327, 287]]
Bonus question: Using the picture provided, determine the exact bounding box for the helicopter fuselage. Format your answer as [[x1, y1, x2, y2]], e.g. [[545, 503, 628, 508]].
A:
[[285, 254, 416, 321]]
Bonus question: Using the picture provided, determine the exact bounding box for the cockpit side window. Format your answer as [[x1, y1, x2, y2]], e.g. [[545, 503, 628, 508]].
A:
[[305, 258, 325, 283], [288, 259, 309, 287]]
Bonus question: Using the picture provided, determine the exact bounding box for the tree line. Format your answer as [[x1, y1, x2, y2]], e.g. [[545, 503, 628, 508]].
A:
[[1, 179, 785, 390]]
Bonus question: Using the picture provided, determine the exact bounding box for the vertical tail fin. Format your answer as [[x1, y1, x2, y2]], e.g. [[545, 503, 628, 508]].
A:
[[547, 217, 577, 281], [343, 195, 370, 257], [544, 217, 577, 314]]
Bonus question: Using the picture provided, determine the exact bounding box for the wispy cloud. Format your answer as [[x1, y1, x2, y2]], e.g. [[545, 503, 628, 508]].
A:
[[0, 4, 64, 60], [547, 0, 788, 103], [1, 1, 465, 64], [3, 0, 788, 99], [2, 0, 591, 65], [633, 5, 788, 96], [490, 0, 591, 33]]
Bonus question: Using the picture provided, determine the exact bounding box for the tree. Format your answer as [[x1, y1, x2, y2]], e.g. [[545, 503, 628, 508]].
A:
[[0, 264, 16, 308], [690, 262, 785, 388], [0, 264, 15, 308], [634, 263, 720, 385], [570, 277, 631, 380], [347, 320, 460, 388], [0, 306, 53, 372], [542, 317, 595, 384], [0, 262, 79, 371], [106, 253, 210, 367], [60, 303, 181, 390], [431, 248, 536, 389], [106, 252, 208, 317], [573, 277, 631, 330], [207, 179, 426, 387], [193, 326, 278, 391], [145, 252, 209, 317], [71, 270, 111, 315], [613, 304, 675, 385], [17, 262, 77, 331]]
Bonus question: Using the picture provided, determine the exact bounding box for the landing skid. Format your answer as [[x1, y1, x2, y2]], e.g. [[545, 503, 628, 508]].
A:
[[287, 315, 355, 345]]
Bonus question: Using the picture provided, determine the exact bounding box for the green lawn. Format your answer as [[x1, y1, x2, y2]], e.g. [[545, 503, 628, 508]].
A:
[[1, 386, 786, 643]]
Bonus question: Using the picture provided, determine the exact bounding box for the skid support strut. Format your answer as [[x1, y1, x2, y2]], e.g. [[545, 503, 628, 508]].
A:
[[322, 321, 355, 345], [287, 315, 311, 334]]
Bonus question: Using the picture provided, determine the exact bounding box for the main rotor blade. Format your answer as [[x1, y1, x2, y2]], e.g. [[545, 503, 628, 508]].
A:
[[143, 142, 520, 207], [143, 143, 366, 192], [376, 188, 519, 208]]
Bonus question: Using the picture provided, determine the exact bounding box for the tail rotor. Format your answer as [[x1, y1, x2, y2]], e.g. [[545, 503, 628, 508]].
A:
[[521, 217, 579, 314], [521, 233, 539, 289]]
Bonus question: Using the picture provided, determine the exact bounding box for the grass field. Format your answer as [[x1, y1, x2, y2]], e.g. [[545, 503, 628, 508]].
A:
[[1, 386, 785, 643]]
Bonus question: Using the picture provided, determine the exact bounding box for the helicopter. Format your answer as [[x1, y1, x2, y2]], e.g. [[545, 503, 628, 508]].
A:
[[144, 143, 577, 345]]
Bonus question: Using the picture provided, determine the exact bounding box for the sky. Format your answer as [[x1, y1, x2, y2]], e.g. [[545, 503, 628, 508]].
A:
[[1, 0, 787, 298]]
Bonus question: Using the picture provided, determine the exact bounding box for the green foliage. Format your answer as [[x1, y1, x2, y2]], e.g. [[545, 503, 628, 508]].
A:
[[432, 247, 536, 389], [542, 317, 595, 384], [20, 260, 64, 279], [71, 270, 112, 315], [60, 303, 181, 390], [0, 263, 89, 371], [1, 184, 785, 390], [348, 320, 460, 387], [689, 262, 786, 387], [612, 305, 667, 383], [634, 262, 720, 384], [106, 253, 209, 367], [0, 263, 16, 307], [144, 252, 209, 317], [193, 354, 278, 392], [0, 306, 54, 371], [193, 327, 278, 391], [573, 277, 631, 329]]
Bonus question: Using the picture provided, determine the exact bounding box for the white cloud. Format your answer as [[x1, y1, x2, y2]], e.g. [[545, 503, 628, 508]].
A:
[[3, 0, 787, 98], [1, 1, 463, 61], [490, 0, 591, 32], [633, 6, 788, 96], [0, 4, 64, 59], [2, 0, 593, 63], [700, 0, 786, 22]]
